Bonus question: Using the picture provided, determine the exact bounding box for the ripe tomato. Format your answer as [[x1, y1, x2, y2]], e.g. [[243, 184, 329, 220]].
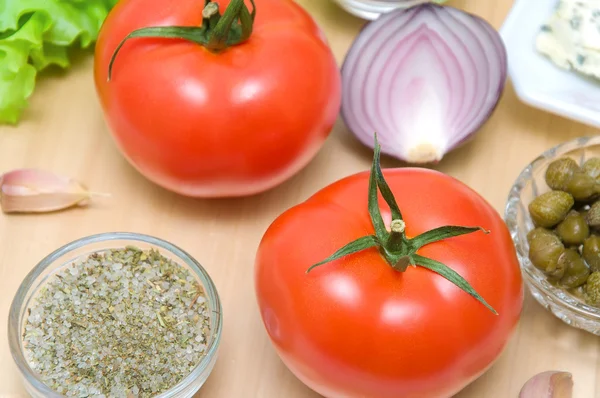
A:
[[94, 0, 341, 197], [255, 142, 523, 398]]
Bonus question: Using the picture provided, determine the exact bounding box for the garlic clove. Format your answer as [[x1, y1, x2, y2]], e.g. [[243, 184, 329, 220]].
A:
[[519, 371, 573, 398], [0, 169, 103, 214]]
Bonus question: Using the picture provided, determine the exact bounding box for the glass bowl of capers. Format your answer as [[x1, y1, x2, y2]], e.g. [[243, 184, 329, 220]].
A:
[[505, 136, 600, 335]]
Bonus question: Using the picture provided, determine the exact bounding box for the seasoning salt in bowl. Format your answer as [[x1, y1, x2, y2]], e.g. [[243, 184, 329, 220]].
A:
[[505, 136, 600, 336], [331, 0, 434, 20], [8, 232, 222, 398]]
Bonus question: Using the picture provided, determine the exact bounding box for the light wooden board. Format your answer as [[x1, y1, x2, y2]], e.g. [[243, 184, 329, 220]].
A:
[[1, 0, 599, 396]]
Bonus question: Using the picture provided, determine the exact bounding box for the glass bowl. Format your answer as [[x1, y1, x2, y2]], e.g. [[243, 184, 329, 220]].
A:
[[331, 0, 433, 20], [505, 136, 600, 335], [8, 232, 223, 398]]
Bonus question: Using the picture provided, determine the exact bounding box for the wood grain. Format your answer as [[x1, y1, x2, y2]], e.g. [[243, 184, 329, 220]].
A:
[[1, 0, 599, 397]]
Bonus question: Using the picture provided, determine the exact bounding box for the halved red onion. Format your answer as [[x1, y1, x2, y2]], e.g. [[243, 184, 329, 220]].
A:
[[341, 4, 507, 164]]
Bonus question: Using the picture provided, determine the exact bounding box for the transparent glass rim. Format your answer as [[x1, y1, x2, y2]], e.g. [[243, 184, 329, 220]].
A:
[[334, 0, 430, 6], [505, 135, 600, 321], [331, 0, 433, 19], [7, 232, 223, 397]]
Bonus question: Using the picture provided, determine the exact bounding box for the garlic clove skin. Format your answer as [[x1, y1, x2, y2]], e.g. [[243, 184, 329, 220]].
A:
[[519, 371, 573, 398], [0, 169, 92, 214]]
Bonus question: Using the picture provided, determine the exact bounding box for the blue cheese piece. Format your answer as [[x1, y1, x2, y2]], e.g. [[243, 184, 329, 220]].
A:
[[536, 0, 600, 79]]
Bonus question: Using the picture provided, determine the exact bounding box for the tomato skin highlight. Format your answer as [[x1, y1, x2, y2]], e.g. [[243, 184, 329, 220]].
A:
[[94, 0, 341, 197], [255, 168, 523, 398]]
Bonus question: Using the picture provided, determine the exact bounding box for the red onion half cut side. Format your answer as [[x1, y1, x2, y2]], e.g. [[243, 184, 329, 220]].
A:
[[341, 4, 508, 164]]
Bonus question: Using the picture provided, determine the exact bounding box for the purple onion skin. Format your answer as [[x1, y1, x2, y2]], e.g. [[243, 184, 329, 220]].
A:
[[340, 3, 508, 164]]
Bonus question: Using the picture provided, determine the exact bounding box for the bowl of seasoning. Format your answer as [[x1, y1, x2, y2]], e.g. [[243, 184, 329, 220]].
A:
[[506, 136, 600, 335], [8, 232, 222, 398], [331, 0, 436, 20]]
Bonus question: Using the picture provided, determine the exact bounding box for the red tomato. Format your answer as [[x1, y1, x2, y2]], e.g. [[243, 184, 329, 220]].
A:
[[255, 166, 523, 398], [94, 0, 341, 197]]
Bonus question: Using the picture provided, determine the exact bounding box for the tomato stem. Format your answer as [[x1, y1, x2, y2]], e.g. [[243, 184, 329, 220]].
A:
[[392, 256, 412, 272], [384, 221, 408, 255], [203, 3, 221, 26], [305, 134, 498, 315], [107, 0, 256, 81], [205, 0, 255, 51], [390, 219, 405, 233]]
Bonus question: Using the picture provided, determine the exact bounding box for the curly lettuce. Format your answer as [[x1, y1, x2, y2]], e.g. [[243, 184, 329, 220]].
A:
[[0, 0, 119, 124]]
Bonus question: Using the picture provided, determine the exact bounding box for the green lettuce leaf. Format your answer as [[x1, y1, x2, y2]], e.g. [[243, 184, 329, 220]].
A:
[[0, 0, 119, 125]]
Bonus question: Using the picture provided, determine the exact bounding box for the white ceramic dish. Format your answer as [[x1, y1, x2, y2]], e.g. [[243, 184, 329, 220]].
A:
[[500, 0, 600, 129]]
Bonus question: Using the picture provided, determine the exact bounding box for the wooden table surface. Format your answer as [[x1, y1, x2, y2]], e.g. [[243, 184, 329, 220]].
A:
[[1, 0, 599, 397]]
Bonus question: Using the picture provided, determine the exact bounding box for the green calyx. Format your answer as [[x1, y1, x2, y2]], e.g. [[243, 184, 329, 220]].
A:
[[107, 0, 256, 80], [306, 135, 498, 315]]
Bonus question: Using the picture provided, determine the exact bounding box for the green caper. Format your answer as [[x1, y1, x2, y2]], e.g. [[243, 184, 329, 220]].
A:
[[583, 235, 600, 272], [555, 210, 590, 246], [568, 285, 586, 300], [528, 231, 566, 278], [579, 206, 590, 220], [585, 272, 600, 306], [545, 157, 580, 190], [558, 248, 590, 288], [528, 191, 574, 228], [527, 227, 555, 244], [586, 201, 600, 228], [583, 157, 600, 180], [564, 171, 599, 201]]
